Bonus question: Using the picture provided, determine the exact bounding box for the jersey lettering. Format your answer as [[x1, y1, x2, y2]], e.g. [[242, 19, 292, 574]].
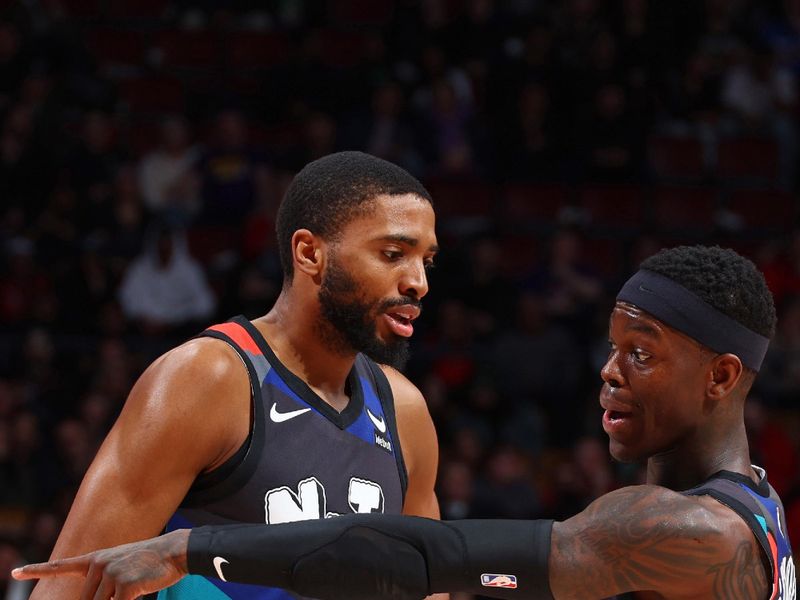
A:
[[265, 477, 384, 523], [348, 478, 385, 514], [265, 477, 327, 524], [780, 555, 796, 600]]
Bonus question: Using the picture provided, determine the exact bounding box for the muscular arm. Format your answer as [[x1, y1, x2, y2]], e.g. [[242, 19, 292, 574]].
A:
[[550, 485, 769, 599], [383, 366, 441, 520], [30, 338, 250, 600], [385, 366, 447, 600]]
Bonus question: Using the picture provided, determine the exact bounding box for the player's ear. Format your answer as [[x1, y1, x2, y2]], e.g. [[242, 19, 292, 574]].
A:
[[707, 353, 743, 401], [292, 229, 325, 279]]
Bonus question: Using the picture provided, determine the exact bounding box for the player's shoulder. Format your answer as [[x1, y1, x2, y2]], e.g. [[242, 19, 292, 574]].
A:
[[151, 336, 243, 383], [132, 335, 250, 416], [377, 364, 426, 411], [595, 484, 756, 542]]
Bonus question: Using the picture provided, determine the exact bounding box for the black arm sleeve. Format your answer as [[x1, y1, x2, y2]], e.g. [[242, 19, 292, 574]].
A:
[[187, 514, 553, 600]]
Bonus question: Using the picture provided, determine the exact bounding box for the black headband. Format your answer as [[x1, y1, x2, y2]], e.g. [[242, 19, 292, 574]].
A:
[[616, 269, 770, 371]]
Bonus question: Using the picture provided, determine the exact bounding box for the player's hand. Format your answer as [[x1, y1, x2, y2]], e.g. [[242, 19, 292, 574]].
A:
[[11, 529, 191, 600]]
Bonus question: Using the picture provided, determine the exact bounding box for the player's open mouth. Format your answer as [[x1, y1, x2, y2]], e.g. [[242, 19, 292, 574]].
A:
[[384, 313, 414, 337], [602, 408, 634, 435], [606, 410, 631, 421]]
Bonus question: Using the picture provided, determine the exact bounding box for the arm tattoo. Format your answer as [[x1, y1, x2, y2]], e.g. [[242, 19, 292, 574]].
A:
[[707, 540, 768, 600], [550, 486, 768, 599]]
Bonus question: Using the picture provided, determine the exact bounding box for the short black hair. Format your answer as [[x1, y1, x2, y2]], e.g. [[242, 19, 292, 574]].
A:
[[639, 245, 776, 339], [276, 151, 433, 280]]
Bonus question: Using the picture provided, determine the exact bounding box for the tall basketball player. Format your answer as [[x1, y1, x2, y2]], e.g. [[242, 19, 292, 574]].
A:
[[29, 152, 443, 600]]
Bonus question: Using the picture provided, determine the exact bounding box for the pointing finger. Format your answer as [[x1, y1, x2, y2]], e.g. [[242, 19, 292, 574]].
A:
[[11, 556, 92, 580]]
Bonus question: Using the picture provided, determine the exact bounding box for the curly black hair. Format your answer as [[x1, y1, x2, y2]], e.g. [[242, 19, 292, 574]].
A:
[[639, 245, 776, 339], [276, 151, 432, 281]]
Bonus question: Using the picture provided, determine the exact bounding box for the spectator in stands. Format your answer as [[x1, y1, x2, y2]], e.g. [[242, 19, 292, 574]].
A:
[[68, 111, 126, 232], [720, 42, 797, 187], [195, 108, 269, 225], [339, 82, 423, 176], [490, 290, 583, 446], [118, 222, 216, 335], [137, 115, 199, 227]]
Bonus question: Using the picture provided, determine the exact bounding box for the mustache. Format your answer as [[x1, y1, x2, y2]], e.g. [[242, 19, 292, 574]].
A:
[[379, 296, 422, 314]]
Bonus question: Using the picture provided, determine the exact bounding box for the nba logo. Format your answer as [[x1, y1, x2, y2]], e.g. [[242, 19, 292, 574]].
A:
[[481, 573, 518, 589]]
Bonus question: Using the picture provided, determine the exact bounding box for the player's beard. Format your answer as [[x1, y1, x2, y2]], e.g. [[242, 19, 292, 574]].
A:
[[317, 256, 413, 370]]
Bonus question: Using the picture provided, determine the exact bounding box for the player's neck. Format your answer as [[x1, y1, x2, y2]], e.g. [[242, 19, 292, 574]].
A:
[[254, 294, 357, 411], [645, 421, 754, 491]]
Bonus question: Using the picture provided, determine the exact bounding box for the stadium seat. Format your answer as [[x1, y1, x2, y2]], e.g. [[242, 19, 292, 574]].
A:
[[724, 188, 797, 235], [648, 135, 706, 182], [85, 28, 148, 71], [426, 179, 497, 218], [117, 77, 185, 114], [501, 183, 571, 230], [228, 31, 291, 71], [578, 184, 646, 233], [328, 0, 394, 25], [717, 137, 780, 184], [652, 185, 719, 236], [153, 30, 221, 71]]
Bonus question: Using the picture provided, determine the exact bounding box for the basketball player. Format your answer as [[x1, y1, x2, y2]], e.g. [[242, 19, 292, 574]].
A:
[[27, 151, 444, 600], [16, 246, 796, 599]]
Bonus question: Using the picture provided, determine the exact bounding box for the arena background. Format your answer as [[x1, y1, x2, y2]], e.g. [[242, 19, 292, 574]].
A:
[[0, 0, 799, 597]]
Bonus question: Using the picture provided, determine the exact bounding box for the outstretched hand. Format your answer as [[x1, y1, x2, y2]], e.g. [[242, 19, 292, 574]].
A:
[[11, 529, 191, 600]]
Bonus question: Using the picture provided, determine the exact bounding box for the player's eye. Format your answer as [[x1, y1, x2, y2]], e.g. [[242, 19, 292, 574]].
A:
[[632, 348, 651, 362], [424, 260, 436, 271], [383, 250, 402, 261]]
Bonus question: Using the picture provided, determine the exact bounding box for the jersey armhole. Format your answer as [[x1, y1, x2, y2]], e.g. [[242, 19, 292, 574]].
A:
[[687, 488, 775, 594], [364, 358, 409, 502], [179, 330, 266, 507]]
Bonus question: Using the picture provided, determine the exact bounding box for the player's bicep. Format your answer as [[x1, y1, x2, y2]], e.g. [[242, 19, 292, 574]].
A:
[[386, 368, 440, 519], [51, 340, 249, 552], [549, 485, 768, 599]]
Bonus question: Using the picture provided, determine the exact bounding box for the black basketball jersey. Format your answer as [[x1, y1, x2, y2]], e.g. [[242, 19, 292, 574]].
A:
[[157, 316, 408, 600], [684, 467, 794, 600]]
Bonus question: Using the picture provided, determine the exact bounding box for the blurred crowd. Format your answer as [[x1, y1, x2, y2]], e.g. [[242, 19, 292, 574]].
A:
[[1, 0, 800, 596]]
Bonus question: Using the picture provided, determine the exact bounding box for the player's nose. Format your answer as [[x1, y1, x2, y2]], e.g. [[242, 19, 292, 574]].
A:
[[600, 349, 625, 388], [399, 259, 429, 299]]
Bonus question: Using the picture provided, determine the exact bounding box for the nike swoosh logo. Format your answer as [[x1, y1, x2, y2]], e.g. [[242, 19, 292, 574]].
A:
[[213, 556, 229, 582], [366, 408, 386, 433], [270, 403, 311, 423], [638, 284, 655, 294]]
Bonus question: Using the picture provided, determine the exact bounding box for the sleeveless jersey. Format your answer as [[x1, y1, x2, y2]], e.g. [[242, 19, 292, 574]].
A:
[[612, 467, 795, 600], [156, 316, 408, 600], [684, 467, 795, 600]]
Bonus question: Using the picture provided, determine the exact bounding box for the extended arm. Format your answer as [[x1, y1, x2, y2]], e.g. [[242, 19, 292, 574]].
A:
[[15, 485, 768, 600]]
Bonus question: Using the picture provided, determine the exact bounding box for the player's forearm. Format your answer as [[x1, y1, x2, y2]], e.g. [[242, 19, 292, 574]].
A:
[[187, 514, 554, 600]]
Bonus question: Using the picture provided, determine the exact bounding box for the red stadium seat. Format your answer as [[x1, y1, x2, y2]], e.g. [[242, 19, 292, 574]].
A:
[[652, 185, 719, 234], [153, 30, 221, 70], [328, 0, 395, 25], [648, 135, 706, 182], [107, 0, 168, 19], [717, 137, 780, 183], [498, 234, 541, 276], [425, 179, 497, 218], [228, 31, 291, 70], [85, 28, 147, 69], [725, 188, 796, 234], [317, 29, 369, 68], [582, 236, 626, 279], [502, 183, 571, 228], [117, 77, 185, 114], [578, 184, 646, 231]]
